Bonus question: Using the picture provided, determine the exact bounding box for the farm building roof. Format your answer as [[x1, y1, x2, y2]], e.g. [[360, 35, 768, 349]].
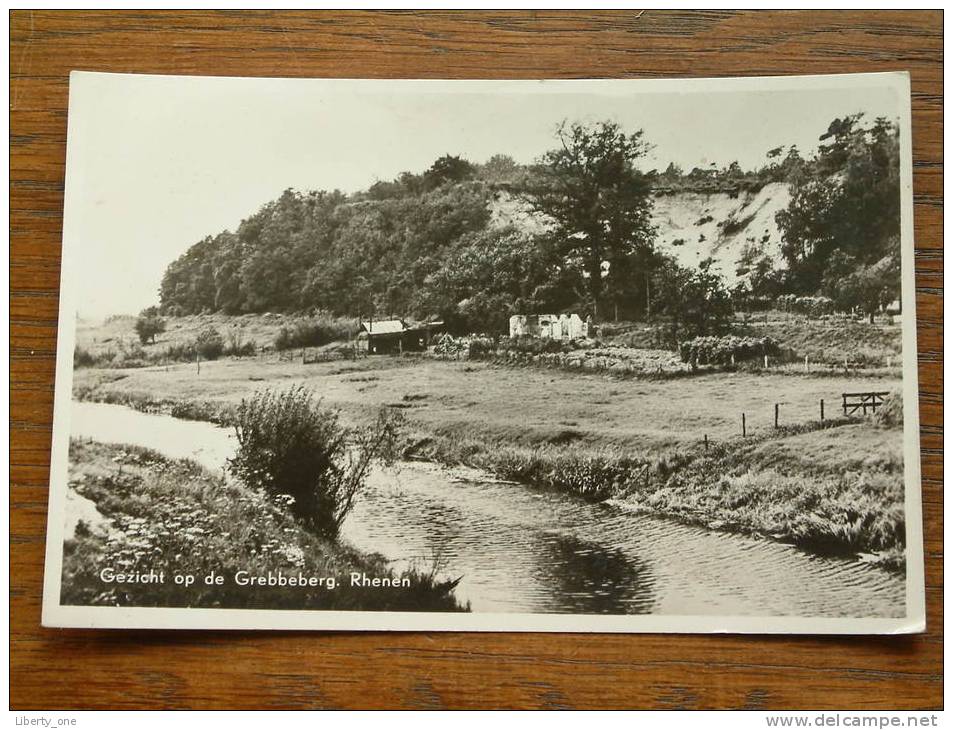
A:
[[360, 319, 406, 335]]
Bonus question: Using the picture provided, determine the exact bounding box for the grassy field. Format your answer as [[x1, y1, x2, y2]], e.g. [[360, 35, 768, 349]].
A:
[[74, 312, 358, 367], [74, 355, 901, 452], [72, 354, 906, 566], [62, 439, 467, 611]]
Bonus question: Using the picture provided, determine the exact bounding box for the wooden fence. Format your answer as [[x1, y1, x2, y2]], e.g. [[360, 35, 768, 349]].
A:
[[841, 391, 891, 416], [702, 390, 891, 447]]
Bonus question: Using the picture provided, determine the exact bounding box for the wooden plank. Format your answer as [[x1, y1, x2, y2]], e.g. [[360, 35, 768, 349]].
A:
[[10, 9, 942, 711]]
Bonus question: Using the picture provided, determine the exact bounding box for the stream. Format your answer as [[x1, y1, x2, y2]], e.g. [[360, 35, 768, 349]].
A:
[[69, 400, 905, 617]]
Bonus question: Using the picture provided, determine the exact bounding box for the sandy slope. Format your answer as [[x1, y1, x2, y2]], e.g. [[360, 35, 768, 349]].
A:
[[651, 182, 791, 284], [490, 182, 792, 286]]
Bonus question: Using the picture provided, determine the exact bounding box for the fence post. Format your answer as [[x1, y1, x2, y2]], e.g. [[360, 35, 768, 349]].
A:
[[196, 351, 200, 375], [804, 355, 809, 373], [820, 398, 825, 422], [774, 403, 779, 429], [763, 354, 768, 368], [704, 434, 709, 452], [742, 413, 746, 437], [842, 394, 848, 416]]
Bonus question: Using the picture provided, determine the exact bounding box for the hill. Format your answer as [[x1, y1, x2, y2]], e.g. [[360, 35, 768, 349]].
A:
[[155, 113, 900, 330], [489, 182, 792, 290]]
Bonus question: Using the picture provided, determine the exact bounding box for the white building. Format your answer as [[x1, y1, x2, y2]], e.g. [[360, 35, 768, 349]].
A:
[[509, 313, 589, 340]]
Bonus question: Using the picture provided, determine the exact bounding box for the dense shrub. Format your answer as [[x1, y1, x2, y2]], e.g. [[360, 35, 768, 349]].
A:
[[193, 326, 225, 360], [466, 336, 498, 358], [494, 336, 578, 355], [603, 327, 655, 349], [224, 340, 257, 357], [73, 346, 96, 368], [873, 391, 903, 429], [228, 386, 403, 540], [733, 295, 774, 313], [432, 333, 469, 358], [162, 342, 196, 362], [490, 447, 647, 502], [274, 314, 359, 351], [776, 294, 835, 318], [679, 335, 781, 365], [223, 328, 257, 357]]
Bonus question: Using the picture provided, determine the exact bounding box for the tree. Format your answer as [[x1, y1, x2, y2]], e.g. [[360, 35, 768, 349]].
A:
[[822, 246, 900, 323], [776, 114, 901, 295], [423, 154, 476, 189], [134, 306, 166, 345], [418, 226, 573, 333], [650, 257, 733, 346], [478, 154, 522, 185], [735, 242, 785, 301], [525, 120, 656, 319]]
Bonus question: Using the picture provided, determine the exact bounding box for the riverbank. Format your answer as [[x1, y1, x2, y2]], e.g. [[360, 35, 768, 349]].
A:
[[401, 418, 905, 569], [71, 357, 907, 569], [61, 439, 468, 612]]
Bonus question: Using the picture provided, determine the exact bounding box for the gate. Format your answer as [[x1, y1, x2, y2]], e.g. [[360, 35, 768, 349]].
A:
[[841, 391, 890, 416]]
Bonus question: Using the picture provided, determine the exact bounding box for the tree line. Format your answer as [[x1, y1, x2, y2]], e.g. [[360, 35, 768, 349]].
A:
[[157, 113, 902, 335]]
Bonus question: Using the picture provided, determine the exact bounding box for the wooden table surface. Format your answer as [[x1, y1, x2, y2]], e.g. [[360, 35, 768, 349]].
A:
[[10, 10, 943, 710]]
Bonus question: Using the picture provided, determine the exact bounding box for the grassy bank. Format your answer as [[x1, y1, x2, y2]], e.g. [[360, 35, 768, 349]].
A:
[[62, 439, 467, 611], [621, 422, 905, 568], [402, 416, 905, 569], [71, 357, 906, 568]]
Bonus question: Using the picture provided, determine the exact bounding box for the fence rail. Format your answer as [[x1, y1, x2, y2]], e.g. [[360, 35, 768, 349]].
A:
[[841, 391, 891, 416]]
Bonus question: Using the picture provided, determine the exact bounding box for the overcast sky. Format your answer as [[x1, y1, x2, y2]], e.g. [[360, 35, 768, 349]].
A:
[[64, 73, 903, 319]]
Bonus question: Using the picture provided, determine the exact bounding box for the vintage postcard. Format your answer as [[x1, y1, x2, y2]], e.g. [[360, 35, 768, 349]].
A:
[[42, 71, 923, 633]]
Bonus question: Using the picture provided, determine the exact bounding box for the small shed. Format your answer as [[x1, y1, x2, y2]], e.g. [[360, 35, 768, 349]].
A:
[[356, 319, 444, 355], [356, 319, 407, 355]]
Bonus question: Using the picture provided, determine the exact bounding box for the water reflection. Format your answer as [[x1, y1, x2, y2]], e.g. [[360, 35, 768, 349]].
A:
[[531, 532, 654, 614]]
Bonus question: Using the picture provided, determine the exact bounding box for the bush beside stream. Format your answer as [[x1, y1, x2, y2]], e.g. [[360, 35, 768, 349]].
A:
[[61, 440, 467, 612]]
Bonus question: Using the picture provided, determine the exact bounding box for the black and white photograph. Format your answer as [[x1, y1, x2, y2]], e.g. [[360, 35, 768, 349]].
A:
[[42, 71, 923, 633]]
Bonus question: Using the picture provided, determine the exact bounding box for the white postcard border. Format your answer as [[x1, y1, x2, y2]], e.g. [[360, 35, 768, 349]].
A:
[[41, 70, 925, 634]]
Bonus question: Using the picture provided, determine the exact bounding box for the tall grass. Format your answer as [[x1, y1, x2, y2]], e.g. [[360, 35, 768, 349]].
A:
[[61, 439, 466, 611], [872, 391, 903, 428]]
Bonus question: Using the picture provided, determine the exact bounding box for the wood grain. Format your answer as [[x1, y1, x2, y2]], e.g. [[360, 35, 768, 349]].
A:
[[10, 10, 942, 710]]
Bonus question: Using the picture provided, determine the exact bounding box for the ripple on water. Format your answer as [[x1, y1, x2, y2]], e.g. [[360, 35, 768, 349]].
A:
[[346, 462, 905, 617]]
